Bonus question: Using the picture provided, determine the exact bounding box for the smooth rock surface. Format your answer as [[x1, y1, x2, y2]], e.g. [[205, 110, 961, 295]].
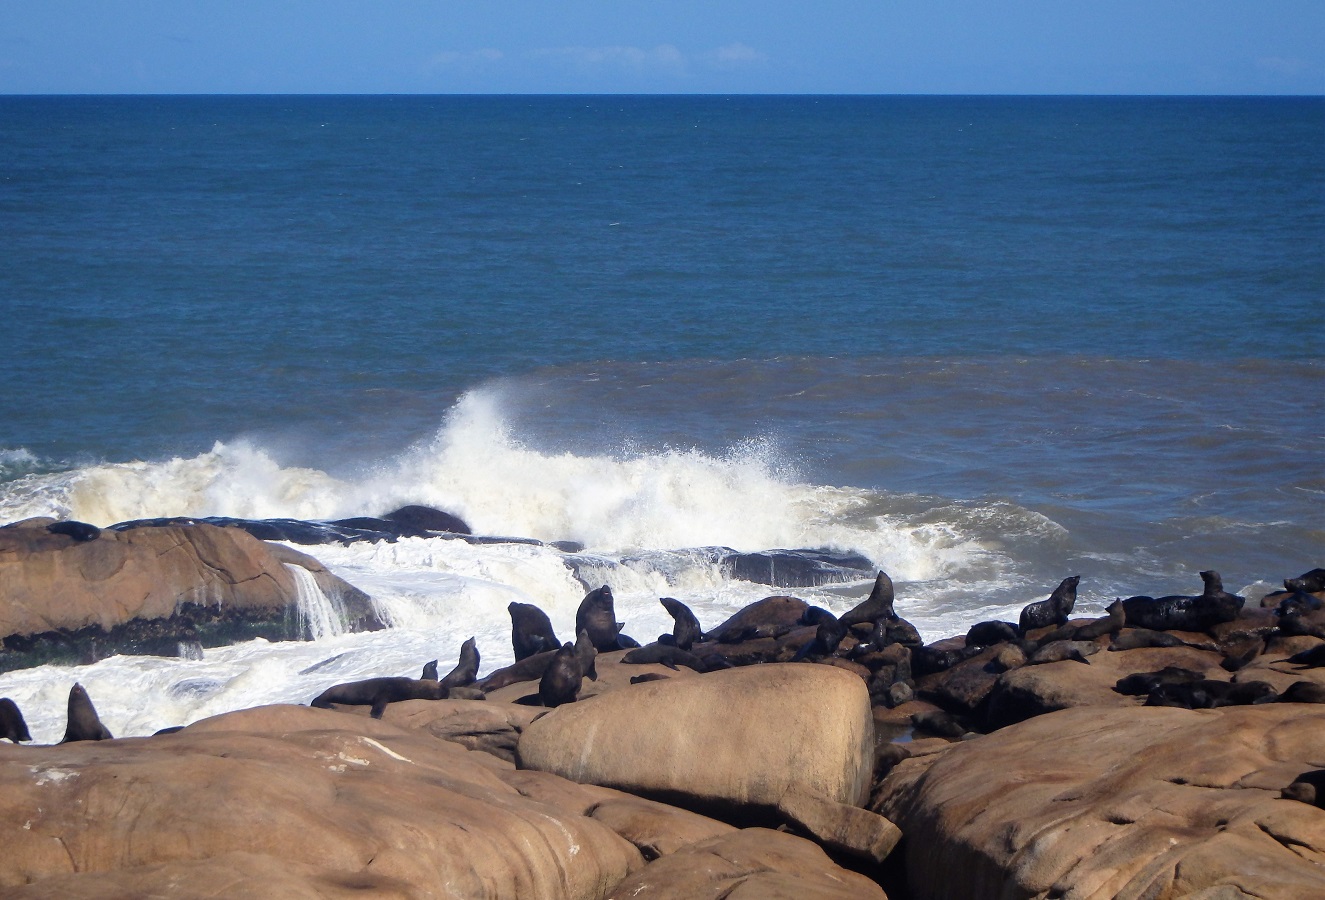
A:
[[518, 663, 875, 810]]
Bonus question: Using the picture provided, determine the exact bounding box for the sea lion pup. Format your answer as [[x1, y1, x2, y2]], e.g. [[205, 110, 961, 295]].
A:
[[1072, 599, 1126, 641], [438, 637, 480, 691], [1107, 628, 1186, 651], [0, 698, 32, 743], [575, 629, 599, 682], [965, 620, 1019, 649], [509, 602, 559, 661], [1123, 570, 1244, 632], [46, 520, 101, 542], [538, 642, 585, 708], [622, 644, 707, 672], [1279, 681, 1325, 704], [576, 585, 625, 652], [310, 676, 447, 719], [1018, 576, 1081, 635], [838, 571, 897, 629], [61, 683, 113, 743], [791, 608, 849, 661], [658, 597, 703, 650], [421, 660, 439, 681]]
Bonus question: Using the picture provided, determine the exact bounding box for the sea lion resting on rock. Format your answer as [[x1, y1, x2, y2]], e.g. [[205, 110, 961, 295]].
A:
[[509, 602, 559, 661], [538, 641, 587, 708], [310, 677, 447, 719], [966, 620, 1020, 648], [0, 698, 31, 743], [1286, 568, 1325, 594], [1122, 570, 1244, 632], [791, 608, 849, 661], [1018, 576, 1081, 635], [62, 683, 113, 743], [622, 644, 708, 672]]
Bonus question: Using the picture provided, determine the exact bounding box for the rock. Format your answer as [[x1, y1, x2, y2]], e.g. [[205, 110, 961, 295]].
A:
[[0, 704, 643, 897], [603, 828, 888, 899], [372, 698, 544, 763], [0, 521, 376, 670], [776, 789, 902, 865], [874, 705, 1325, 899], [720, 549, 875, 588], [518, 664, 874, 812], [380, 504, 471, 534]]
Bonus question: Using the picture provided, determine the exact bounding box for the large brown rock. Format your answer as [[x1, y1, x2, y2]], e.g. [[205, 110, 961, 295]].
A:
[[518, 664, 875, 811], [0, 520, 376, 664], [874, 704, 1325, 899], [0, 704, 644, 897], [604, 827, 888, 899]]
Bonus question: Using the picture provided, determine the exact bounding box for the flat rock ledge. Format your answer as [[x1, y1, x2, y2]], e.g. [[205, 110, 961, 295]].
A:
[[873, 704, 1325, 899], [0, 703, 885, 899]]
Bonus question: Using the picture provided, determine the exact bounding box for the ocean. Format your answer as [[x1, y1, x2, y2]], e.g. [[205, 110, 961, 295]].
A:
[[1, 95, 1321, 742]]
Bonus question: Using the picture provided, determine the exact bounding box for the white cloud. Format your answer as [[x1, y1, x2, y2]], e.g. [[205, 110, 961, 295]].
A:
[[423, 48, 504, 73], [533, 44, 688, 75], [706, 43, 766, 69]]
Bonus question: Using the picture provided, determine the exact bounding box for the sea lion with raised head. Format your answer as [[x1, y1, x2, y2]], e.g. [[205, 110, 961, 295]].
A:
[[310, 676, 447, 719], [576, 585, 623, 652], [439, 637, 480, 691], [61, 683, 113, 742], [1018, 576, 1080, 635], [1122, 570, 1244, 632], [659, 597, 702, 650], [838, 571, 897, 628], [421, 660, 439, 681], [509, 602, 560, 661], [0, 698, 32, 743], [1072, 599, 1126, 641]]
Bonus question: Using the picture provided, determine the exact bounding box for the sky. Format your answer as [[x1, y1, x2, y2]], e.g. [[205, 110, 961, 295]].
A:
[[1, 1, 1321, 95]]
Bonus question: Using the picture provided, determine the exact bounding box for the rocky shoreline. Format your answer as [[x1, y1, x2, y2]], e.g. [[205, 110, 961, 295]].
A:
[[1, 515, 1322, 897]]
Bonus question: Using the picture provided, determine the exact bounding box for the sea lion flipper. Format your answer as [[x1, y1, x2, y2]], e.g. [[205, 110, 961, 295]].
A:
[[370, 697, 390, 719]]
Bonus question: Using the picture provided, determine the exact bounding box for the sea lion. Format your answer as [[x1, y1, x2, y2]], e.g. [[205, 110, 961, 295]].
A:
[[1114, 667, 1206, 696], [1, 698, 32, 743], [839, 571, 897, 628], [439, 637, 480, 691], [1145, 679, 1276, 709], [421, 660, 439, 680], [1282, 770, 1325, 808], [576, 585, 623, 653], [538, 642, 585, 708], [46, 520, 101, 542], [1028, 640, 1097, 665], [574, 629, 599, 682], [1287, 645, 1325, 668], [61, 683, 113, 742], [622, 644, 707, 672], [1122, 570, 1244, 632], [630, 673, 671, 684], [1107, 628, 1187, 651], [910, 709, 969, 739], [911, 643, 983, 677], [1018, 576, 1081, 635], [965, 620, 1019, 648], [310, 677, 447, 719], [707, 595, 810, 643], [791, 609, 849, 661], [1219, 639, 1263, 672], [1072, 599, 1126, 641], [509, 602, 560, 661], [1279, 681, 1325, 704], [659, 597, 703, 650], [1285, 568, 1325, 594], [478, 649, 559, 692]]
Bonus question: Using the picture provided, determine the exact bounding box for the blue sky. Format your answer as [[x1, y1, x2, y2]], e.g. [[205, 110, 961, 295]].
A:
[[2, 1, 1321, 94]]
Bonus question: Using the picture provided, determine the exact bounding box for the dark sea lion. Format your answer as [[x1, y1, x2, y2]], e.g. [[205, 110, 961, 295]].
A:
[[1282, 770, 1325, 808], [707, 595, 810, 643], [421, 660, 439, 681], [574, 629, 599, 681], [1219, 639, 1263, 672], [1028, 640, 1097, 665], [839, 571, 897, 628], [46, 520, 101, 542], [1018, 576, 1081, 635], [509, 602, 560, 661], [910, 709, 969, 739], [911, 643, 983, 677], [0, 698, 32, 743], [791, 609, 850, 662], [576, 585, 622, 653], [62, 683, 113, 742], [310, 677, 447, 719], [439, 637, 480, 691], [659, 597, 703, 650], [1145, 679, 1276, 709], [1123, 571, 1244, 632], [965, 620, 1019, 648], [621, 644, 707, 671], [1114, 667, 1207, 696], [478, 649, 559, 692], [1279, 681, 1325, 704], [1072, 599, 1126, 641], [1285, 568, 1325, 594], [1287, 645, 1325, 668], [630, 673, 671, 684], [538, 642, 585, 707], [1107, 628, 1186, 651]]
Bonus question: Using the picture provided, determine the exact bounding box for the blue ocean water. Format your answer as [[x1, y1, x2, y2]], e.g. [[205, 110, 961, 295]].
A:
[[0, 96, 1322, 739]]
